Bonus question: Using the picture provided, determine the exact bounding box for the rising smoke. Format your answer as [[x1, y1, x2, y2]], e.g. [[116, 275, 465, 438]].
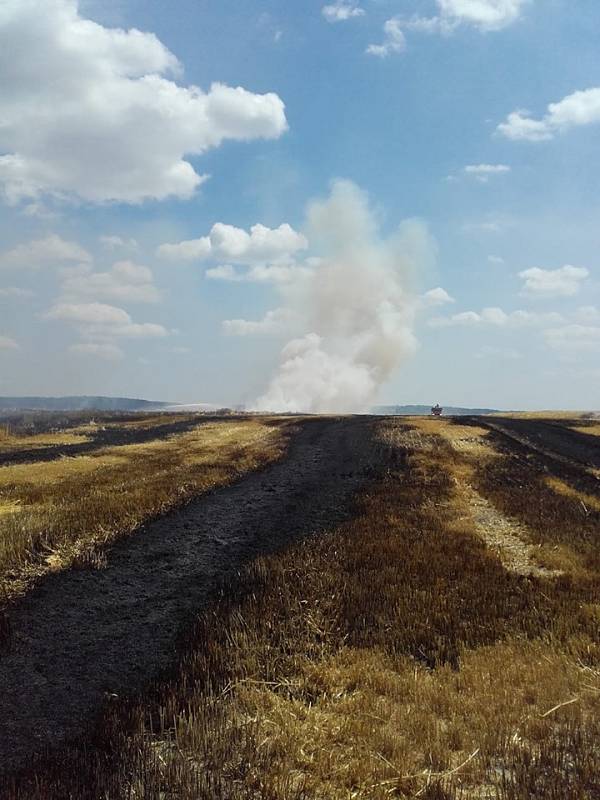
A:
[[254, 180, 436, 413]]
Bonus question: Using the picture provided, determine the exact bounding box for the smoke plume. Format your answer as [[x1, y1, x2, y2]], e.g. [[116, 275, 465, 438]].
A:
[[254, 180, 435, 413]]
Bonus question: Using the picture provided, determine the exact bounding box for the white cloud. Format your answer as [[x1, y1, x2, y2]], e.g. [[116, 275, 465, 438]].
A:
[[0, 0, 287, 204], [69, 342, 124, 360], [45, 302, 131, 325], [402, 0, 529, 43], [429, 307, 564, 328], [421, 287, 455, 307], [206, 262, 312, 284], [44, 301, 168, 339], [157, 237, 212, 261], [0, 287, 33, 298], [111, 322, 167, 339], [497, 88, 600, 141], [222, 308, 292, 336], [158, 222, 307, 264], [0, 335, 19, 351], [436, 0, 529, 31], [464, 163, 511, 182], [0, 234, 91, 269], [366, 18, 406, 57], [99, 235, 139, 251], [246, 263, 312, 283], [488, 255, 505, 265], [61, 260, 160, 303], [205, 264, 242, 282], [210, 223, 306, 263], [519, 265, 589, 297], [322, 2, 365, 22], [544, 325, 600, 354]]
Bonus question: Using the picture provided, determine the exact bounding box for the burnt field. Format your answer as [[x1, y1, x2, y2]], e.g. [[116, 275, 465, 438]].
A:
[[0, 413, 599, 798], [0, 411, 247, 466], [481, 416, 600, 471]]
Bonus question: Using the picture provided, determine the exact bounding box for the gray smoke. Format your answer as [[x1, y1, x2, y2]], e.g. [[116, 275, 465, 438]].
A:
[[255, 180, 435, 413]]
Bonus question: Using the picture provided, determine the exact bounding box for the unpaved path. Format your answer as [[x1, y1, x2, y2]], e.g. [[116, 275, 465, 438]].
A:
[[0, 417, 379, 773]]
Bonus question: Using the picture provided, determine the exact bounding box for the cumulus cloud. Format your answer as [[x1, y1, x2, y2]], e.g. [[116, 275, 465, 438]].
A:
[[99, 235, 139, 251], [158, 222, 307, 264], [0, 0, 287, 204], [44, 302, 168, 340], [397, 0, 528, 44], [0, 335, 19, 351], [45, 302, 131, 325], [519, 266, 589, 297], [464, 163, 511, 182], [322, 2, 365, 22], [436, 0, 529, 31], [421, 287, 455, 307], [429, 307, 564, 328], [206, 262, 313, 284], [366, 18, 406, 57], [0, 234, 91, 269], [222, 308, 292, 336], [497, 87, 600, 141], [61, 260, 160, 303], [157, 238, 212, 261]]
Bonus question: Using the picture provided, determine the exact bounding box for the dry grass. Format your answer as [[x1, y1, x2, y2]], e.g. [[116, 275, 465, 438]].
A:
[[546, 476, 600, 514], [476, 431, 600, 578], [0, 429, 91, 451], [6, 417, 600, 799], [570, 423, 600, 438], [0, 419, 289, 598], [403, 419, 553, 577], [493, 411, 592, 420]]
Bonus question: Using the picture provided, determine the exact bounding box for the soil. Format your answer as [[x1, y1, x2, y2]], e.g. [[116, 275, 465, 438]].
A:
[[0, 416, 380, 774]]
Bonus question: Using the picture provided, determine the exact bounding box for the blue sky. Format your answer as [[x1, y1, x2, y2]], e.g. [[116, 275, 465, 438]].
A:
[[0, 0, 598, 410]]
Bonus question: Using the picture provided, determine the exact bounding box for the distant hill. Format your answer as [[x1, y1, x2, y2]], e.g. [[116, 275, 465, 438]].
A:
[[0, 396, 170, 412], [373, 405, 500, 416]]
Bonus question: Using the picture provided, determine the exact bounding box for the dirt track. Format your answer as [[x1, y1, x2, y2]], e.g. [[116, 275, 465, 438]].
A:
[[0, 417, 379, 773]]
